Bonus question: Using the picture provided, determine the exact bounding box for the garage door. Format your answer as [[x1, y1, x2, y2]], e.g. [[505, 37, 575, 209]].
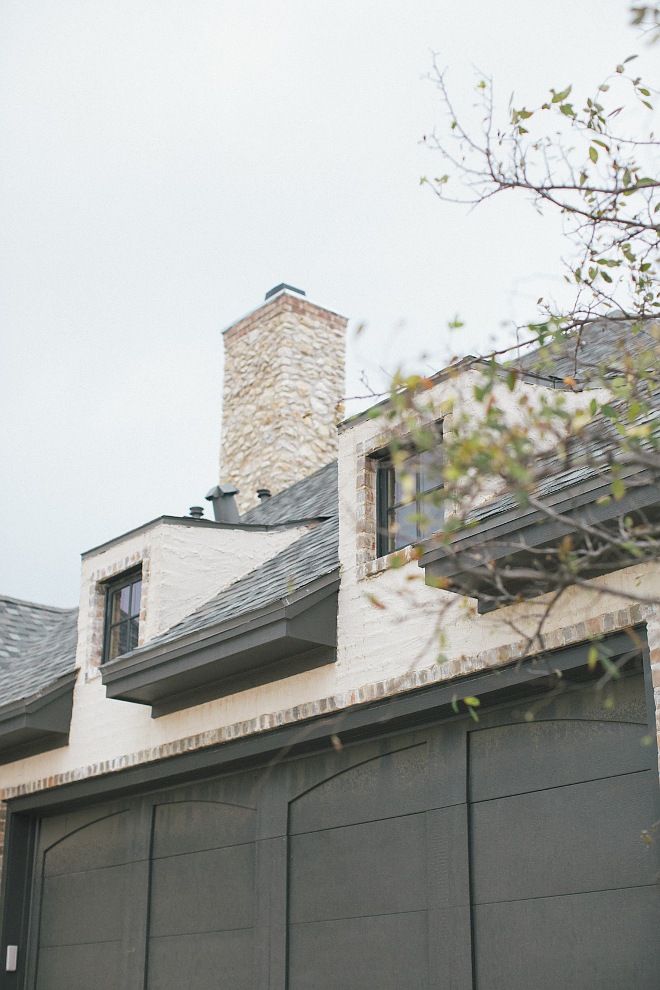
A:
[[24, 667, 660, 990]]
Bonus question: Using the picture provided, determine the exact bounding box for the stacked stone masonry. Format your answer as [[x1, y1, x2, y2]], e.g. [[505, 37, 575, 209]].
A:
[[221, 292, 347, 513]]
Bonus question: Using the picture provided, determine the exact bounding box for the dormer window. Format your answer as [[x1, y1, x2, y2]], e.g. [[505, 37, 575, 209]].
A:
[[376, 425, 444, 556], [102, 569, 142, 663]]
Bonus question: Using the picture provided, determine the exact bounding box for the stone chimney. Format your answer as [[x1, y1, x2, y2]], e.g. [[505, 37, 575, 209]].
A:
[[220, 285, 347, 514]]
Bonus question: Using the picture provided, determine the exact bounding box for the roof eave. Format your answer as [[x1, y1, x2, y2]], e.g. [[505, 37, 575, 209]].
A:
[[101, 571, 340, 714]]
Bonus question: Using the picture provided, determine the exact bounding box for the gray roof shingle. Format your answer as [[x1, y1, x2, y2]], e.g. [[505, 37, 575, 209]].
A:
[[0, 597, 79, 708], [518, 318, 660, 380], [240, 460, 337, 524]]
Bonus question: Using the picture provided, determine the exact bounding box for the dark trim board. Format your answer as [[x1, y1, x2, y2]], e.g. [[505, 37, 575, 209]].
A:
[[419, 472, 660, 605], [101, 574, 339, 713], [0, 672, 77, 764], [7, 627, 655, 815]]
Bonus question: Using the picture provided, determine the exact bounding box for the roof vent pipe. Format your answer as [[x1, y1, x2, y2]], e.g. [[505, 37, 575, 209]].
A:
[[256, 488, 271, 501], [205, 483, 240, 523], [189, 506, 204, 519]]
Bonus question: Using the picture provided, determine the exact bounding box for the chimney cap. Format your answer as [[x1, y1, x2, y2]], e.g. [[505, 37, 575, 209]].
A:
[[205, 483, 239, 500], [265, 283, 305, 301], [256, 488, 271, 500], [189, 506, 204, 519]]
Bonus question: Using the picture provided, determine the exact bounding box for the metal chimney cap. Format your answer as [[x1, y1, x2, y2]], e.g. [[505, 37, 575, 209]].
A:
[[205, 483, 239, 500], [265, 283, 305, 301], [256, 488, 271, 500], [189, 506, 204, 519]]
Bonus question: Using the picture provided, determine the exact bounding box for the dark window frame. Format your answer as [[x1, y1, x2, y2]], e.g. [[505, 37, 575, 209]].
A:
[[101, 567, 143, 664], [376, 421, 444, 557]]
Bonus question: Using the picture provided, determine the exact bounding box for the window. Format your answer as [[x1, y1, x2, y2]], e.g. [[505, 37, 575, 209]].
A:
[[102, 570, 142, 663], [376, 426, 443, 556]]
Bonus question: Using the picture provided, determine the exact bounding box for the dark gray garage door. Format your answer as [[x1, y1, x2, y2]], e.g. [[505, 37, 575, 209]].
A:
[[25, 667, 660, 990]]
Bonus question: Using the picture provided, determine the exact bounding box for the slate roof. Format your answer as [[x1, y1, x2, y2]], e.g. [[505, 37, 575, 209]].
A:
[[240, 460, 337, 524], [0, 596, 79, 708]]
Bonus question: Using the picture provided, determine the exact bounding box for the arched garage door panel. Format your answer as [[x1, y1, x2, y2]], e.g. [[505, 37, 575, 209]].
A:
[[35, 811, 134, 990], [146, 800, 256, 990], [287, 743, 445, 990], [469, 702, 660, 990]]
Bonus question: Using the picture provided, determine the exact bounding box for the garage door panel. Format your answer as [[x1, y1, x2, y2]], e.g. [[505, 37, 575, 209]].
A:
[[148, 843, 255, 937], [151, 801, 255, 859], [43, 810, 131, 875], [473, 885, 660, 990], [470, 717, 649, 801], [39, 864, 127, 945], [287, 913, 429, 990], [147, 930, 254, 990], [289, 742, 437, 834], [471, 770, 657, 902], [289, 814, 427, 923], [36, 940, 122, 990]]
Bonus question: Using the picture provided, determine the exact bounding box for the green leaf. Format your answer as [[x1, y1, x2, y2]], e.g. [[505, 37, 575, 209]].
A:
[[588, 646, 599, 670], [551, 85, 572, 103], [637, 177, 656, 186], [639, 88, 651, 96], [601, 271, 613, 282], [589, 146, 598, 163], [601, 404, 617, 418], [463, 696, 481, 707], [589, 398, 598, 415], [611, 478, 626, 500]]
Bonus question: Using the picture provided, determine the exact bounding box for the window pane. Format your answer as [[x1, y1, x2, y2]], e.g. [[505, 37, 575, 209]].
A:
[[393, 462, 416, 506], [108, 623, 121, 662], [390, 504, 418, 550], [417, 450, 443, 494], [109, 589, 123, 625], [128, 616, 139, 652], [119, 585, 131, 619], [418, 496, 444, 540], [130, 580, 142, 618], [117, 621, 130, 657]]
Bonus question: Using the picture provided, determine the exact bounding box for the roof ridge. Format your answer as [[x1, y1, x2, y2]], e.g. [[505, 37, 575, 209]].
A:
[[0, 593, 75, 613]]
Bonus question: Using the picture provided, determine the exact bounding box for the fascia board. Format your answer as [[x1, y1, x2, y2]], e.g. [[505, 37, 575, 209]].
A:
[[0, 671, 77, 727], [104, 571, 340, 674], [420, 469, 656, 571], [0, 671, 77, 751], [101, 573, 339, 705]]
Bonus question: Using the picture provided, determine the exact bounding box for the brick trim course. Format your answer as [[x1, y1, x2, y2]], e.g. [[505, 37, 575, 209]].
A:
[[3, 601, 658, 802]]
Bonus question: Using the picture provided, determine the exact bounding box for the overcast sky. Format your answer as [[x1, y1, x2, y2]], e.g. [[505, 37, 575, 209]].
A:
[[0, 1, 654, 607]]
